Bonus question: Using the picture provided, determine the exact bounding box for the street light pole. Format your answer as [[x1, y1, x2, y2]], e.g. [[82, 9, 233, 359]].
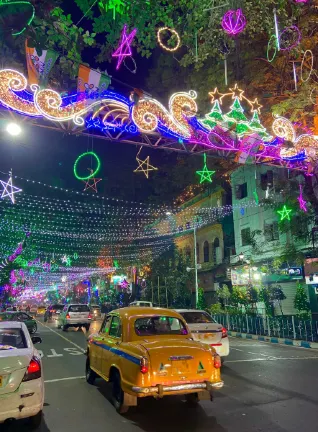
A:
[[194, 222, 199, 308]]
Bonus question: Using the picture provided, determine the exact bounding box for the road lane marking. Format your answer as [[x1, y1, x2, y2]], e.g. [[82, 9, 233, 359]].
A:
[[227, 356, 318, 363], [64, 347, 83, 356], [47, 349, 63, 358], [231, 348, 243, 352], [36, 320, 86, 353], [44, 376, 85, 383]]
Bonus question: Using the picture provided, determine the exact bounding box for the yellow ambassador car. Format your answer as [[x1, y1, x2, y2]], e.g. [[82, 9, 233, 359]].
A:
[[86, 307, 223, 414]]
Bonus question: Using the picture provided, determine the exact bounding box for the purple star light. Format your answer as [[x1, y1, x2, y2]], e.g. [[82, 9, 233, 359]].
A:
[[112, 24, 137, 70], [298, 185, 307, 212]]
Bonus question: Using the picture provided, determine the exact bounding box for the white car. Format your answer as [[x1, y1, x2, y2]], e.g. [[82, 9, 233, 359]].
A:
[[129, 301, 153, 307], [0, 321, 44, 427], [57, 304, 92, 331], [175, 309, 229, 361]]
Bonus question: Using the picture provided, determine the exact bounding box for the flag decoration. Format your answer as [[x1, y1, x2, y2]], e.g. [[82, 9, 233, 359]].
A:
[[25, 40, 58, 87], [77, 65, 111, 96]]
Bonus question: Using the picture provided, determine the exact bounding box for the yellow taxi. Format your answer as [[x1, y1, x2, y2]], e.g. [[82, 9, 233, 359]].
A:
[[36, 305, 46, 316], [86, 307, 223, 413]]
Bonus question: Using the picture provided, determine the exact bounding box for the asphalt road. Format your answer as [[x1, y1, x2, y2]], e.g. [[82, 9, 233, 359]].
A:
[[3, 318, 318, 432]]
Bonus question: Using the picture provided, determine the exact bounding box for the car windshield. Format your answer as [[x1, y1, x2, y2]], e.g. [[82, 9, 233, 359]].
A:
[[69, 305, 90, 312], [0, 328, 27, 349], [180, 311, 215, 324], [51, 305, 64, 311], [135, 316, 188, 336]]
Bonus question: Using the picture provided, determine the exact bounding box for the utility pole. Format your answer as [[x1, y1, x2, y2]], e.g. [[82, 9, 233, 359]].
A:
[[165, 277, 168, 308], [194, 222, 199, 308], [158, 276, 160, 306]]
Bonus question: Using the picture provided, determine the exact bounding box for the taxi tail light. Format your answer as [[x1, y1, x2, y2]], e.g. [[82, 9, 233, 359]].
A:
[[88, 313, 92, 320], [140, 357, 149, 374], [66, 313, 70, 319], [214, 355, 221, 369], [22, 357, 41, 382], [221, 327, 228, 338]]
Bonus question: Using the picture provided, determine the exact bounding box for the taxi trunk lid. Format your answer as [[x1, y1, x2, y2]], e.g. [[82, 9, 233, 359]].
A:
[[188, 323, 223, 345], [0, 349, 31, 395], [139, 339, 213, 384]]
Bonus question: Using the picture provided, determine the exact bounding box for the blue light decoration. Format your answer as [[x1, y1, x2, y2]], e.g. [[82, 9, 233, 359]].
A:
[[0, 68, 316, 173]]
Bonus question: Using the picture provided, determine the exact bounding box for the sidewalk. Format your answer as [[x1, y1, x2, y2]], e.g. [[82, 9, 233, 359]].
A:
[[228, 330, 318, 349]]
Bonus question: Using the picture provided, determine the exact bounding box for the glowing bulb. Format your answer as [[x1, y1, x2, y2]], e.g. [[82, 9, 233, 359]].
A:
[[166, 212, 172, 216], [6, 122, 21, 136]]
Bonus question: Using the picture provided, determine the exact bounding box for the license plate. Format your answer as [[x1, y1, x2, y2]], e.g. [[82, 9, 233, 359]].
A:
[[199, 333, 215, 339], [171, 360, 189, 376], [0, 376, 2, 387]]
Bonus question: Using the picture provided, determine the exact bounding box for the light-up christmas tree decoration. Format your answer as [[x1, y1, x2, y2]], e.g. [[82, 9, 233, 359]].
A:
[[249, 111, 272, 141], [224, 97, 251, 136], [277, 205, 292, 221], [196, 153, 215, 184], [201, 100, 225, 130]]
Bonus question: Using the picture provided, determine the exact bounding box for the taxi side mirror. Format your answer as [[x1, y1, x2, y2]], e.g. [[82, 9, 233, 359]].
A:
[[31, 336, 42, 345]]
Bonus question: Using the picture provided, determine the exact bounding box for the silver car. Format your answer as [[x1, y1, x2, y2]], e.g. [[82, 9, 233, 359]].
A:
[[57, 304, 92, 331]]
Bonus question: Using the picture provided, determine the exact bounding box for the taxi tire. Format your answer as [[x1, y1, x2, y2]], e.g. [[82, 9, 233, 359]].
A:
[[112, 371, 129, 414], [27, 410, 42, 429], [86, 359, 97, 385], [185, 393, 199, 404], [62, 325, 68, 332]]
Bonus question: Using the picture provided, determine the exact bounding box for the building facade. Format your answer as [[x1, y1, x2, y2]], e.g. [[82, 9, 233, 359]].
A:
[[230, 164, 312, 315]]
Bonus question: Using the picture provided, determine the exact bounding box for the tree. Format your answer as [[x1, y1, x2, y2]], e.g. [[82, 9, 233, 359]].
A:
[[216, 284, 231, 309], [197, 288, 206, 310], [294, 283, 311, 319]]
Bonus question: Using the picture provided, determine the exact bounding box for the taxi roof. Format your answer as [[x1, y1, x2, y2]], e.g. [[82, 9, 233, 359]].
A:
[[110, 307, 182, 319]]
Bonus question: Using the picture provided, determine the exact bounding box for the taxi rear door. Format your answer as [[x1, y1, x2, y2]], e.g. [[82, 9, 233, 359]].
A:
[[90, 315, 111, 374], [101, 315, 122, 378]]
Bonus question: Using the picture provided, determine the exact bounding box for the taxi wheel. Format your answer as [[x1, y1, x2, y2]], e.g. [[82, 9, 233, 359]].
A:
[[185, 393, 199, 404], [86, 359, 97, 385], [112, 371, 129, 414], [62, 325, 68, 332], [27, 410, 42, 429]]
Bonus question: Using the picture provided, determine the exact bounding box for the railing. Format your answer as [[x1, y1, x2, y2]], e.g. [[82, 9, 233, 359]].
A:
[[213, 314, 318, 342]]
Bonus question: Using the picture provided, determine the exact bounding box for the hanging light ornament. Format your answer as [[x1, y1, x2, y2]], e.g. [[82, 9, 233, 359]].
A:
[[221, 9, 246, 36]]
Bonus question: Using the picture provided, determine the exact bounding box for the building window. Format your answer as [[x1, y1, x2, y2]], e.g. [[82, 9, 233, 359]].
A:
[[203, 241, 209, 262], [213, 238, 220, 263], [235, 183, 248, 199], [264, 221, 279, 242], [260, 170, 274, 191], [196, 243, 199, 263], [241, 228, 251, 246]]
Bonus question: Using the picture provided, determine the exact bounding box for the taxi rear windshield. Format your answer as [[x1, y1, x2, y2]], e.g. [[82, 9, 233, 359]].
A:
[[135, 316, 188, 336]]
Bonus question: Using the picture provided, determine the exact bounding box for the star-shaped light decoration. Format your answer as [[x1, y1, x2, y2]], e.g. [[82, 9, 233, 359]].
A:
[[61, 255, 68, 264], [249, 98, 263, 114], [83, 168, 102, 192], [297, 184, 307, 212], [134, 147, 158, 179], [277, 205, 292, 221], [112, 24, 137, 70], [229, 83, 245, 100], [196, 153, 216, 184], [208, 88, 226, 105], [0, 172, 22, 204]]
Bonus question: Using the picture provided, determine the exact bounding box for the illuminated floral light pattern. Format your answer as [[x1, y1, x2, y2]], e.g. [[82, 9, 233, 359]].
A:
[[272, 116, 318, 160], [221, 9, 246, 36], [132, 91, 197, 138]]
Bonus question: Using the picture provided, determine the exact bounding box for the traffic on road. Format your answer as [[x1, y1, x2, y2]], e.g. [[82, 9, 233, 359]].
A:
[[0, 305, 317, 431]]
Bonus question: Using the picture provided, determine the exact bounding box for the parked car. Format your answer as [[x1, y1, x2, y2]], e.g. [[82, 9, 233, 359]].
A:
[[37, 305, 46, 316], [47, 304, 64, 321], [0, 312, 38, 334], [175, 309, 229, 362], [86, 307, 223, 414], [0, 321, 43, 427], [90, 305, 101, 320], [57, 304, 92, 331], [30, 305, 38, 317], [129, 301, 153, 307]]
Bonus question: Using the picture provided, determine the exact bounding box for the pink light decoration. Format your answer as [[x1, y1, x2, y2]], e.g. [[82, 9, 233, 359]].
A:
[[112, 24, 137, 70], [298, 184, 307, 212], [221, 9, 246, 36], [294, 0, 308, 2], [279, 26, 301, 51]]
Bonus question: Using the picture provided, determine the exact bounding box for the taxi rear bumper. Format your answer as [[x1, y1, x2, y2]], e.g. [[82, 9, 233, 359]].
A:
[[132, 380, 224, 395]]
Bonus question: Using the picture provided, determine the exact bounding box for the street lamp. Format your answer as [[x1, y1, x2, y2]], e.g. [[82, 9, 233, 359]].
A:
[[6, 122, 22, 136]]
